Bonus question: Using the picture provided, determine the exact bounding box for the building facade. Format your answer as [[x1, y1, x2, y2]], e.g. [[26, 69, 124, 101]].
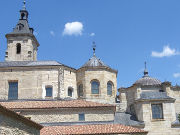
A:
[[0, 4, 117, 104], [0, 1, 180, 135], [119, 67, 180, 135]]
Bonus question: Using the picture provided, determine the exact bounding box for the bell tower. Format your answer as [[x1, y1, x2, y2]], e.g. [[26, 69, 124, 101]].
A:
[[5, 1, 39, 61]]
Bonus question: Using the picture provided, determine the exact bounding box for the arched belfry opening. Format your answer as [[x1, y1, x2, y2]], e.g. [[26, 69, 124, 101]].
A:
[[16, 43, 21, 54], [21, 13, 25, 19]]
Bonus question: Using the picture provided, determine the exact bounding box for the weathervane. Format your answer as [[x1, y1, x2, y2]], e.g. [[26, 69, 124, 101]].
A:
[[23, 0, 26, 10], [92, 41, 96, 56], [144, 61, 147, 70]]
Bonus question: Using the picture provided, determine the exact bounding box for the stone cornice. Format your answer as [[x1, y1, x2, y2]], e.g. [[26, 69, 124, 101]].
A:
[[0, 65, 77, 72], [135, 98, 175, 103], [6, 33, 40, 47], [77, 66, 118, 74]]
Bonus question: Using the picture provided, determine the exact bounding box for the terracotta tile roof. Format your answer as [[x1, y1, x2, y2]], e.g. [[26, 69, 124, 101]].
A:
[[40, 124, 147, 135], [0, 100, 115, 109], [0, 104, 43, 130]]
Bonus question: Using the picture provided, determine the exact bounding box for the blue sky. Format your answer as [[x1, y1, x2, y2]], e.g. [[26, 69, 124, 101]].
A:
[[0, 0, 180, 88]]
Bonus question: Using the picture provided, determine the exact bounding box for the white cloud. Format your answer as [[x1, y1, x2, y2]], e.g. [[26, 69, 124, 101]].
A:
[[151, 46, 180, 58], [50, 31, 55, 36], [90, 33, 95, 37], [173, 73, 180, 78], [63, 22, 83, 36]]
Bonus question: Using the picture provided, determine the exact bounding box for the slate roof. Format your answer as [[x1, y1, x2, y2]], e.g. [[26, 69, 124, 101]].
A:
[[0, 100, 115, 109], [134, 67, 161, 86], [0, 61, 61, 67], [172, 113, 180, 126], [40, 124, 147, 135], [41, 121, 114, 126], [82, 55, 110, 68], [114, 112, 144, 127], [11, 18, 33, 34], [0, 61, 76, 70], [138, 92, 175, 101], [172, 120, 180, 126], [135, 76, 161, 86]]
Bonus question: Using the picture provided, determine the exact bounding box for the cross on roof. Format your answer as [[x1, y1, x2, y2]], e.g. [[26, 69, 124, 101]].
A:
[[23, 0, 26, 10], [92, 41, 96, 56]]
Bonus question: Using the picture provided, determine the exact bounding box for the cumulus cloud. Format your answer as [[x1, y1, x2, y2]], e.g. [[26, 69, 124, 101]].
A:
[[63, 22, 83, 36], [50, 31, 55, 36], [151, 46, 180, 58], [90, 33, 95, 37], [173, 73, 180, 78]]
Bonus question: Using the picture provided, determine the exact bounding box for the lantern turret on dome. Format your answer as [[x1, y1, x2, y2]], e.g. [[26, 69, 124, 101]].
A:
[[80, 42, 117, 74], [134, 62, 161, 86]]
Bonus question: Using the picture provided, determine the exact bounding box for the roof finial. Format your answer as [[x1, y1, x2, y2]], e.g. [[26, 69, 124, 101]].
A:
[[23, 0, 26, 10], [144, 61, 149, 76], [92, 41, 96, 56]]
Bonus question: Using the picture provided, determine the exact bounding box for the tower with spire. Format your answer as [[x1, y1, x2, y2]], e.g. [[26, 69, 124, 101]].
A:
[[5, 0, 39, 61]]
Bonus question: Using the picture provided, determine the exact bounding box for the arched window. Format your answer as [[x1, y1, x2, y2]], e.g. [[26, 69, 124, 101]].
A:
[[91, 80, 99, 94], [28, 51, 32, 57], [16, 43, 21, 54], [107, 81, 113, 95], [21, 13, 25, 19], [68, 87, 73, 97], [78, 84, 83, 97]]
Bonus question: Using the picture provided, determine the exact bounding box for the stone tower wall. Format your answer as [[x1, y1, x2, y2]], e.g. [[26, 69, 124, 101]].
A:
[[5, 36, 38, 61], [79, 69, 117, 104]]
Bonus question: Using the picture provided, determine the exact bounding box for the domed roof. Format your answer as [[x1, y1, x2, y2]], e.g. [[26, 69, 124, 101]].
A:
[[135, 76, 161, 86], [81, 55, 110, 68], [134, 64, 161, 86]]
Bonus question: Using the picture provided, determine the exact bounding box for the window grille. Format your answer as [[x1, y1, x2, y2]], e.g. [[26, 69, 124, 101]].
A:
[[8, 82, 18, 100], [46, 87, 52, 97], [151, 104, 163, 119], [107, 82, 113, 95], [91, 81, 99, 94], [79, 113, 85, 121]]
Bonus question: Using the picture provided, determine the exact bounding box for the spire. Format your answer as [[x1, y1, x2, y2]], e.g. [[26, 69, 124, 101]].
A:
[[23, 0, 26, 10], [144, 61, 149, 77], [20, 0, 28, 20], [92, 41, 96, 56], [6, 0, 34, 34]]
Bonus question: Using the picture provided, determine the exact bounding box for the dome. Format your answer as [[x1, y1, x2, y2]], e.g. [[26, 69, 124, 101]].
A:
[[135, 76, 161, 86], [81, 55, 110, 68], [134, 65, 161, 86]]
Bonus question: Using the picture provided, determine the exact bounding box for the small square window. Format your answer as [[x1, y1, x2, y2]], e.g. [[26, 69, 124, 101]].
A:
[[46, 87, 52, 97], [79, 113, 85, 121], [152, 104, 163, 119]]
